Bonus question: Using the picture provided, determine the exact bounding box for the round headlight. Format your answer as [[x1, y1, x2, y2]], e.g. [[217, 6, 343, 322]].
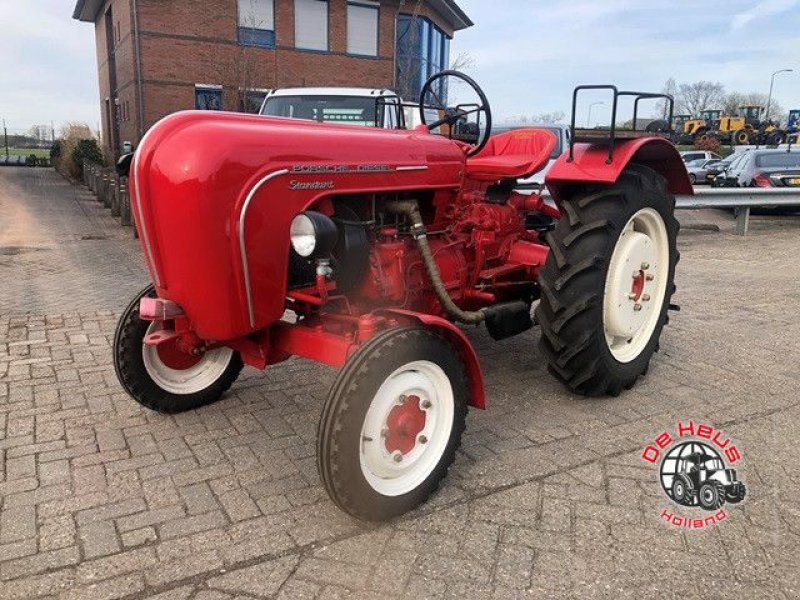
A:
[[290, 214, 316, 257], [290, 211, 338, 259]]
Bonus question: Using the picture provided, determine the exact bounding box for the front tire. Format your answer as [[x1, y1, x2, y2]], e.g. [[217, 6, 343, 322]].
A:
[[113, 285, 243, 413], [317, 327, 469, 521], [671, 477, 691, 505], [726, 483, 747, 504], [536, 165, 679, 396]]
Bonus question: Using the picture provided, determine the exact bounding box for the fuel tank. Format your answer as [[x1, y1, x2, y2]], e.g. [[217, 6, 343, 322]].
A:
[[131, 111, 465, 341]]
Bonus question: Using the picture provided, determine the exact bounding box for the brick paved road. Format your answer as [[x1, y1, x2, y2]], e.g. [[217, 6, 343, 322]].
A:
[[1, 167, 799, 600]]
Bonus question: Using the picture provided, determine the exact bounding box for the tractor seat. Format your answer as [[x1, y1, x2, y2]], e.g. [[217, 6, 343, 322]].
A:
[[465, 128, 557, 182]]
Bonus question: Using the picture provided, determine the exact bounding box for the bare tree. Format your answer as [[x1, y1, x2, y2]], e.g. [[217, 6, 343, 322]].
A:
[[676, 81, 726, 116], [657, 77, 679, 118], [450, 51, 476, 72], [722, 92, 784, 123]]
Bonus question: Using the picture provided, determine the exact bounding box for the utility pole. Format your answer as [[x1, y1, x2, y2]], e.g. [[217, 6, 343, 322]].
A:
[[3, 118, 8, 158], [766, 68, 793, 122], [587, 101, 604, 128]]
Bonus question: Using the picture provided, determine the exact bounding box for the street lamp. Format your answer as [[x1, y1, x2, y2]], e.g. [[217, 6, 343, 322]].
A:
[[766, 68, 793, 122], [587, 101, 605, 128]]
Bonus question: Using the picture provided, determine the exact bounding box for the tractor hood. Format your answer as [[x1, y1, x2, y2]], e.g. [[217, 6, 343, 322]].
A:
[[130, 111, 465, 341]]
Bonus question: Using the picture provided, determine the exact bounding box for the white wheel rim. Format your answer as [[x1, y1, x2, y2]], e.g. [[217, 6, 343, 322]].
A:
[[142, 323, 234, 395], [359, 360, 454, 497], [603, 207, 669, 363]]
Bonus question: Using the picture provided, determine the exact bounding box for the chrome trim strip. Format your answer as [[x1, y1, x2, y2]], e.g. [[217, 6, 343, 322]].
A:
[[395, 165, 429, 172], [133, 124, 162, 287], [238, 169, 290, 327]]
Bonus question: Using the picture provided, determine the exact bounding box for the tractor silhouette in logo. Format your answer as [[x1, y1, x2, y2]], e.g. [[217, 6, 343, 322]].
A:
[[661, 442, 746, 510]]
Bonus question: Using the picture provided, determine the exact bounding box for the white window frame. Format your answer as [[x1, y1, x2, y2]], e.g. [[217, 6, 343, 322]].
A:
[[347, 0, 379, 57], [237, 0, 275, 31], [294, 0, 329, 52]]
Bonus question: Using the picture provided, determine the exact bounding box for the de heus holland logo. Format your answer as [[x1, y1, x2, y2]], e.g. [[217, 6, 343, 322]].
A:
[[641, 421, 747, 529]]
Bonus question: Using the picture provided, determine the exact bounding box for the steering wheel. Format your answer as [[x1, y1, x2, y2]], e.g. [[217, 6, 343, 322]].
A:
[[419, 70, 492, 157]]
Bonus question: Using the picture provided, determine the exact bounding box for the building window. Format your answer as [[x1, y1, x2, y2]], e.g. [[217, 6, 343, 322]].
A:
[[238, 0, 275, 48], [347, 1, 378, 56], [195, 86, 223, 110], [239, 89, 269, 113], [396, 14, 451, 101], [295, 0, 329, 51]]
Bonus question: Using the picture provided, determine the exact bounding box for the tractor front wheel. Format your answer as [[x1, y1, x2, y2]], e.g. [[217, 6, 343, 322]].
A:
[[317, 327, 469, 521], [726, 483, 747, 504], [671, 477, 691, 505], [536, 165, 679, 396], [113, 285, 244, 413]]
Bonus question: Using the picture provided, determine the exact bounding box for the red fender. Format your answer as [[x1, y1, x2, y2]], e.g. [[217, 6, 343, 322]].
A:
[[545, 137, 693, 202], [382, 309, 486, 409]]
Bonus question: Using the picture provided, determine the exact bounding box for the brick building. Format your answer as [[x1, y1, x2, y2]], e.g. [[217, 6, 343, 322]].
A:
[[72, 0, 472, 158]]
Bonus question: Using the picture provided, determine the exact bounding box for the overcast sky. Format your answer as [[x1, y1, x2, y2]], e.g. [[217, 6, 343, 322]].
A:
[[0, 0, 798, 132]]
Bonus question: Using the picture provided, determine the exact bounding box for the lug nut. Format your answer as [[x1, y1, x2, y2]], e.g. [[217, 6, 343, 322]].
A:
[[646, 274, 654, 281], [418, 435, 428, 444], [398, 394, 407, 403], [381, 427, 389, 438], [628, 293, 637, 300], [632, 271, 640, 279], [421, 400, 432, 409], [634, 303, 643, 312], [642, 294, 651, 302], [641, 262, 650, 270], [393, 452, 403, 463]]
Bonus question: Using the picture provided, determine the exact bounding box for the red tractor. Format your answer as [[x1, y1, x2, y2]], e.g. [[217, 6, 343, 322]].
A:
[[114, 73, 691, 521]]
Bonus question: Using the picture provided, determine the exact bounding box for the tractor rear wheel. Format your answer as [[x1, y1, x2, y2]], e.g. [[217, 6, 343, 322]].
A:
[[317, 327, 468, 521], [536, 165, 679, 396], [113, 285, 243, 413], [698, 481, 726, 511]]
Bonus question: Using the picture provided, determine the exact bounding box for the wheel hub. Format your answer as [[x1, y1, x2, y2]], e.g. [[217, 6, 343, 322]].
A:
[[359, 360, 454, 497], [156, 339, 203, 370], [602, 208, 670, 363], [384, 395, 427, 455], [605, 231, 656, 339]]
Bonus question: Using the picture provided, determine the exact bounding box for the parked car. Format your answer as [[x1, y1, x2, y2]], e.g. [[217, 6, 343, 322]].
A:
[[711, 152, 751, 187], [685, 158, 721, 184], [680, 150, 721, 163], [491, 123, 571, 187], [714, 148, 800, 187]]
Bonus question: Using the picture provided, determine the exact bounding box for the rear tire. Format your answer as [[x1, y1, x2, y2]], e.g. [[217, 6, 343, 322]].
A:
[[535, 165, 679, 396], [698, 481, 726, 511], [317, 327, 468, 521], [113, 285, 243, 413]]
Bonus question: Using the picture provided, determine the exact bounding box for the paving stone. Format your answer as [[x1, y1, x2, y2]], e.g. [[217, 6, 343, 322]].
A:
[[79, 520, 121, 559], [0, 546, 80, 580], [206, 555, 298, 596]]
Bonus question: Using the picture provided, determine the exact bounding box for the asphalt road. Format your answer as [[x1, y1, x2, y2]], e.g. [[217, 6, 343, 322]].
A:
[[1, 166, 800, 599]]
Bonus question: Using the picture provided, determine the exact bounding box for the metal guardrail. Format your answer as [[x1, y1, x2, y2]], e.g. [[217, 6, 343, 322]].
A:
[[675, 188, 800, 236]]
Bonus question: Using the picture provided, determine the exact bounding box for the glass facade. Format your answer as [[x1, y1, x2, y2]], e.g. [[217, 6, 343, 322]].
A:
[[396, 15, 451, 102]]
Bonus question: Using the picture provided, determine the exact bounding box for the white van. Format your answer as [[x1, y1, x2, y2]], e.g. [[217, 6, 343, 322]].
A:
[[259, 87, 433, 130]]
